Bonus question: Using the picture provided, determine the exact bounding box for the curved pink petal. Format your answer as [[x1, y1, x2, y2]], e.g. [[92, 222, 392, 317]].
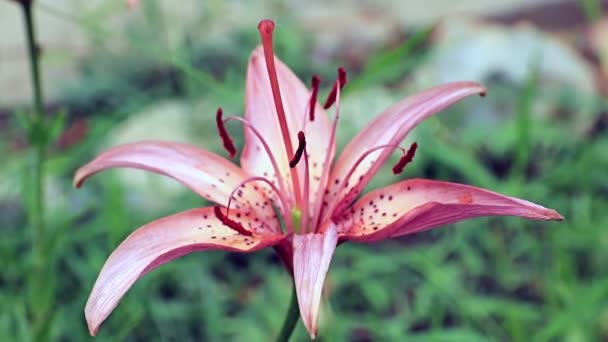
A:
[[74, 141, 245, 203], [85, 207, 284, 336], [293, 223, 338, 339], [322, 82, 487, 221], [335, 179, 563, 242], [242, 47, 334, 205], [74, 141, 280, 230]]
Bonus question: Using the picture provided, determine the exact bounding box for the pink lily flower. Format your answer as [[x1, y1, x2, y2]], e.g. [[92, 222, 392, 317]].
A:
[[74, 20, 563, 339]]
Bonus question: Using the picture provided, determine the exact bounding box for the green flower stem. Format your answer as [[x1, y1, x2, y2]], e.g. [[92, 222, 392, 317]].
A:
[[20, 0, 46, 255], [20, 1, 49, 338], [276, 285, 300, 342], [22, 1, 44, 116]]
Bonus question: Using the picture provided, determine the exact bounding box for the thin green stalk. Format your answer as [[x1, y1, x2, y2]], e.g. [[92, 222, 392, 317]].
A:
[[276, 285, 300, 342], [20, 0, 46, 252], [20, 1, 50, 339], [23, 1, 44, 116]]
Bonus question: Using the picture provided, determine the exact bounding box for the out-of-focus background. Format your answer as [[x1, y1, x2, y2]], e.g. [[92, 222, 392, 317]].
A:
[[1, 0, 607, 340]]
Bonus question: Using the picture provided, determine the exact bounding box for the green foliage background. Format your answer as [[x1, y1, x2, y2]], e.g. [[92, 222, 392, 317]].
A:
[[1, 1, 607, 341]]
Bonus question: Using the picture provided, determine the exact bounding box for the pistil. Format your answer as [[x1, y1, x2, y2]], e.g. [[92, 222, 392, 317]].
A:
[[258, 19, 303, 210]]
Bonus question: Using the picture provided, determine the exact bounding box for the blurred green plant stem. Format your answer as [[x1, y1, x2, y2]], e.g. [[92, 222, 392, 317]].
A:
[[276, 286, 299, 342], [18, 0, 51, 339]]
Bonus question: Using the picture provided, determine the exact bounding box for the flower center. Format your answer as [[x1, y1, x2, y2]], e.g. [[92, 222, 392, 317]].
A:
[[217, 21, 354, 235]]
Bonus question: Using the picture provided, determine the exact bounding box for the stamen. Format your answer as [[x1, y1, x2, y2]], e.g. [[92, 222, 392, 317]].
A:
[[328, 144, 409, 221], [309, 75, 321, 121], [213, 206, 252, 236], [392, 142, 418, 174], [216, 108, 236, 158], [258, 19, 302, 206], [301, 149, 311, 233], [310, 80, 343, 228], [289, 131, 306, 168], [223, 116, 291, 209], [322, 67, 347, 109], [225, 176, 292, 233]]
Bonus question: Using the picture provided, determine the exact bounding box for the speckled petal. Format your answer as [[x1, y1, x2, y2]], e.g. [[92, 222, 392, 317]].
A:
[[85, 207, 283, 336], [323, 82, 486, 221], [335, 179, 563, 242], [74, 141, 280, 231]]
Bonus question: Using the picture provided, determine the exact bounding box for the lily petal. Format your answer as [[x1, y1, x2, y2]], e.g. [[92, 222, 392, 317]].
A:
[[323, 82, 486, 221], [74, 141, 246, 203], [74, 141, 280, 229], [85, 207, 284, 336], [293, 223, 338, 339], [336, 179, 563, 242], [242, 47, 334, 203]]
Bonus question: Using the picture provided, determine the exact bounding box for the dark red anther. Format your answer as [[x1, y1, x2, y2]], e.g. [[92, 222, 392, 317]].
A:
[[322, 67, 348, 109], [392, 142, 418, 174], [216, 108, 236, 158], [309, 75, 321, 121], [214, 206, 253, 236], [289, 131, 306, 168]]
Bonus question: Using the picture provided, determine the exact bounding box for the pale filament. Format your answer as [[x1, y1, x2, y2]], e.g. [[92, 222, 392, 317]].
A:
[[311, 79, 342, 229], [301, 150, 311, 233], [331, 144, 409, 220], [224, 116, 292, 209], [226, 176, 293, 234]]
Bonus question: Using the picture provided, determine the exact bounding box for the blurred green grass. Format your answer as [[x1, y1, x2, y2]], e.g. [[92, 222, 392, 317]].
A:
[[1, 1, 607, 341]]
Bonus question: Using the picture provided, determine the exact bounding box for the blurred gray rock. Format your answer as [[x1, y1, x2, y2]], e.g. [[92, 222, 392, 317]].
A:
[[412, 18, 598, 134]]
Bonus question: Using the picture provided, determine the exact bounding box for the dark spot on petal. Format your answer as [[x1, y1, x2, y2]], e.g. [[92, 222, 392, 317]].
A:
[[458, 193, 474, 204]]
